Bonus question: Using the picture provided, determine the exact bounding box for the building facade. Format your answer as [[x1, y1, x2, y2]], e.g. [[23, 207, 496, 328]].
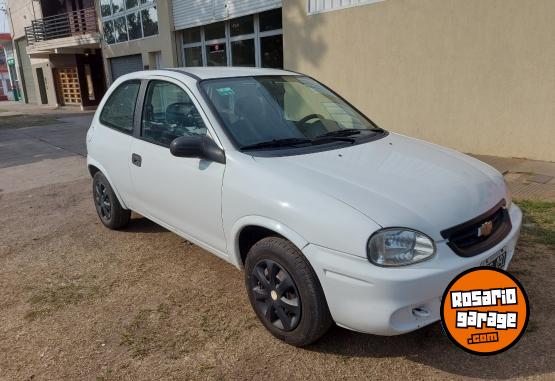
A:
[[7, 0, 554, 161], [282, 0, 555, 162], [97, 0, 178, 81], [7, 0, 107, 108], [0, 33, 16, 100], [96, 0, 284, 82]]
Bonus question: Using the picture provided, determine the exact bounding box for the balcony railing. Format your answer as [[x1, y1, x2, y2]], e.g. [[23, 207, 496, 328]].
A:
[[25, 7, 98, 45]]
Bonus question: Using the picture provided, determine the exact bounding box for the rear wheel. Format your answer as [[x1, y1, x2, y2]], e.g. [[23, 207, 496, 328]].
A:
[[244, 237, 332, 346], [92, 172, 130, 229]]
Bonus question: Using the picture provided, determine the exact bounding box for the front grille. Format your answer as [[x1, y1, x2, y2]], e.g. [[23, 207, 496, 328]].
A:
[[441, 200, 512, 257]]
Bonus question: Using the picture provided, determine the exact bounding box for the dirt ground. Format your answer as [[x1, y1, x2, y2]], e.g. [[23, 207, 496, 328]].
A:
[[0, 176, 553, 380], [0, 114, 554, 380]]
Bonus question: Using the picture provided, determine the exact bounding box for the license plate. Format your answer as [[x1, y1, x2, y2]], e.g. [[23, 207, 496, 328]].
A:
[[480, 248, 507, 269]]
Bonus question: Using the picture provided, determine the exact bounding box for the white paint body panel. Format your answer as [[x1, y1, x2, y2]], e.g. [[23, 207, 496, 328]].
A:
[[86, 68, 521, 336]]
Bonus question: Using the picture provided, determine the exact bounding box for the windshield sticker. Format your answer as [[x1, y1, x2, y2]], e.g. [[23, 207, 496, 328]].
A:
[[216, 87, 235, 96]]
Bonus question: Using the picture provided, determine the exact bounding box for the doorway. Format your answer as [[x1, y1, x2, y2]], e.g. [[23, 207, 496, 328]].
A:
[[55, 67, 81, 105], [36, 68, 48, 105]]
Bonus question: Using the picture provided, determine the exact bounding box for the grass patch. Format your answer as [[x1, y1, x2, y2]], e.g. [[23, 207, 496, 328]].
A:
[[25, 278, 104, 320], [120, 303, 192, 359], [0, 115, 63, 128], [515, 199, 555, 247]]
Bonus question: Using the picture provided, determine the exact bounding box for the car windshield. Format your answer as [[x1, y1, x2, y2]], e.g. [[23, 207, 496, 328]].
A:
[[200, 76, 383, 150]]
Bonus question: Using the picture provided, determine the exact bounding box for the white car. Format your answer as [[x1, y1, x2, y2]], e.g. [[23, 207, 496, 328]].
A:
[[86, 67, 522, 346]]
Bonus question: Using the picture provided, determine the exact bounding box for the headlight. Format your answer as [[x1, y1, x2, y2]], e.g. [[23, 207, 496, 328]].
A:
[[367, 228, 436, 266]]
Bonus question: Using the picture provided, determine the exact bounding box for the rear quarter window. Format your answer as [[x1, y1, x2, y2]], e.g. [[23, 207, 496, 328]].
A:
[[100, 80, 141, 133]]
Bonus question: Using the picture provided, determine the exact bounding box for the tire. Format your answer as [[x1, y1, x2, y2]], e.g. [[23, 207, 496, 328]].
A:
[[244, 237, 333, 346], [92, 172, 130, 230]]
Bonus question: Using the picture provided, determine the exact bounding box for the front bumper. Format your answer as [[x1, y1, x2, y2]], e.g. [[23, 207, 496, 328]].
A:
[[302, 203, 522, 335]]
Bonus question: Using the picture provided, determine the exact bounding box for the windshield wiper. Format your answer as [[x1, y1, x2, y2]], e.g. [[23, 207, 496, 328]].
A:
[[311, 136, 356, 145], [240, 138, 312, 151], [315, 128, 384, 139]]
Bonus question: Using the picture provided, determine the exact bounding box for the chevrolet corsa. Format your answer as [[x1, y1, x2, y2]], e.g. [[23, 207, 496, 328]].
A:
[[87, 67, 522, 346]]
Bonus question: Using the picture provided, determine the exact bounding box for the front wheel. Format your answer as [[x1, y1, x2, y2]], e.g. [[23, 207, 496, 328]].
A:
[[244, 237, 332, 346]]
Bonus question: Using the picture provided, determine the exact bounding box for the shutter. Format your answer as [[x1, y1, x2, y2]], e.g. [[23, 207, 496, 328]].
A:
[[308, 0, 379, 13], [16, 38, 37, 104], [222, 0, 281, 19], [173, 0, 282, 30], [109, 54, 143, 81], [173, 0, 217, 30]]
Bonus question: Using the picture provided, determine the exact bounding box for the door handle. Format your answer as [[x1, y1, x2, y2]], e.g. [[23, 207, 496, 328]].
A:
[[131, 153, 142, 167]]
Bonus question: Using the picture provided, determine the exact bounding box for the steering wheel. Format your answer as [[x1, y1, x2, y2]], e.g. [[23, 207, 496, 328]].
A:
[[298, 113, 326, 126]]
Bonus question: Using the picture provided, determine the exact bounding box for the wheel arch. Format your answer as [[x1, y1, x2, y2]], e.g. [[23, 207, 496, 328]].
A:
[[229, 216, 309, 269], [87, 157, 129, 210]]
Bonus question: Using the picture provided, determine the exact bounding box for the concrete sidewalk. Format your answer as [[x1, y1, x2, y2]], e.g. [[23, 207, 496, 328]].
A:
[[473, 155, 555, 201], [0, 100, 96, 117]]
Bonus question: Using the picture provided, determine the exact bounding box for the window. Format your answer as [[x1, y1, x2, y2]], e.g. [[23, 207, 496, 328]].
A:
[[126, 0, 138, 9], [181, 8, 283, 68], [100, 81, 140, 133], [308, 0, 383, 14], [103, 21, 115, 44], [141, 6, 159, 37], [100, 0, 112, 17], [183, 26, 203, 66], [206, 43, 227, 66], [184, 46, 203, 66], [101, 0, 158, 44], [205, 21, 225, 41], [230, 15, 254, 37], [142, 81, 207, 147], [200, 76, 378, 148], [259, 8, 281, 32], [112, 0, 125, 14], [126, 12, 142, 40], [260, 35, 283, 68], [231, 39, 255, 67], [114, 17, 128, 43], [183, 27, 201, 44]]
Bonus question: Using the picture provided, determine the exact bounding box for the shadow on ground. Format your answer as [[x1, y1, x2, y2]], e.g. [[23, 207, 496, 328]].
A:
[[124, 216, 169, 234], [307, 321, 551, 379]]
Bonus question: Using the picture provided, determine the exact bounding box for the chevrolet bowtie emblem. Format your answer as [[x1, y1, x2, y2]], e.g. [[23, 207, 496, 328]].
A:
[[477, 220, 493, 237]]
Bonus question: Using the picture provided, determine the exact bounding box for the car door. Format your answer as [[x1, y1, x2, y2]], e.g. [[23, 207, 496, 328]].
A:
[[93, 80, 141, 207], [129, 77, 227, 254]]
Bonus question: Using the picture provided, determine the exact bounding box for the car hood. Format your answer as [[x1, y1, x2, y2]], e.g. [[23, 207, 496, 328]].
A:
[[252, 133, 506, 241]]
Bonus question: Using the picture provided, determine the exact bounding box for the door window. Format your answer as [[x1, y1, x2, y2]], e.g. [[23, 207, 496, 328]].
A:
[[141, 80, 208, 147], [99, 80, 140, 133]]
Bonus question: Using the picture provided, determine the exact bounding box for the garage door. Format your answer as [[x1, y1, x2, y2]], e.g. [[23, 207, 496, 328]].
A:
[[109, 54, 143, 81], [15, 38, 37, 104]]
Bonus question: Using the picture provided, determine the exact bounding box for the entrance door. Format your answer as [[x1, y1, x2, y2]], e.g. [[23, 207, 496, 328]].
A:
[[58, 67, 81, 105], [36, 68, 48, 104]]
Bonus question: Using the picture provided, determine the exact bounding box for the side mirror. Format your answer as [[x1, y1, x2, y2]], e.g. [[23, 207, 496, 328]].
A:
[[170, 135, 226, 164]]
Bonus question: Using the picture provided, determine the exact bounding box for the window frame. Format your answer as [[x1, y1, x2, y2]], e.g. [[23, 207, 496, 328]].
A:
[[136, 77, 219, 149], [99, 79, 141, 134], [181, 11, 283, 68]]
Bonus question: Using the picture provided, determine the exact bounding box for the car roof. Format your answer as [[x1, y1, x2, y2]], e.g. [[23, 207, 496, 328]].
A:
[[163, 66, 300, 80]]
